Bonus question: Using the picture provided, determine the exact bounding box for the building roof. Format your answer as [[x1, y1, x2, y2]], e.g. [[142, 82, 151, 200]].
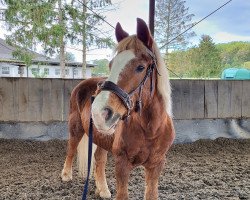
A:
[[0, 38, 49, 61], [0, 38, 95, 68]]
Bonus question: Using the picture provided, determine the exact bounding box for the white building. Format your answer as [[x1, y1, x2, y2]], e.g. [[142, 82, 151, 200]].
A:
[[0, 38, 95, 79]]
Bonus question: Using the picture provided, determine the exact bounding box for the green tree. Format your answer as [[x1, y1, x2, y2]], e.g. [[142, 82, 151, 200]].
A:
[[92, 58, 109, 77], [3, 1, 55, 65], [192, 35, 221, 77], [217, 42, 250, 67], [168, 47, 198, 78], [2, 0, 114, 78], [65, 0, 114, 78], [2, 0, 69, 77], [55, 52, 76, 62], [168, 40, 250, 78], [155, 0, 195, 55]]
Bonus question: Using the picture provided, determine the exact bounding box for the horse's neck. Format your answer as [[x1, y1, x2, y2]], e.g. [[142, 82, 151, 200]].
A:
[[131, 90, 166, 135]]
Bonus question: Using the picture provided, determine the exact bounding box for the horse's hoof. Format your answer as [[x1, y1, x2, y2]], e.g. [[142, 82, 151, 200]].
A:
[[100, 190, 111, 199], [96, 188, 111, 199], [61, 169, 72, 182]]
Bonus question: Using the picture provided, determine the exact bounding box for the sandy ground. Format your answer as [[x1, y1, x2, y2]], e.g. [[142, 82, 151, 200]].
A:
[[0, 138, 249, 200]]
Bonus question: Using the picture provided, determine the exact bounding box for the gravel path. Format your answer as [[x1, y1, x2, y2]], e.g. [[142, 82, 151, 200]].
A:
[[0, 138, 249, 200]]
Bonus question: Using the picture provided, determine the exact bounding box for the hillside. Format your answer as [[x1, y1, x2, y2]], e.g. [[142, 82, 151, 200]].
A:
[[168, 41, 250, 78]]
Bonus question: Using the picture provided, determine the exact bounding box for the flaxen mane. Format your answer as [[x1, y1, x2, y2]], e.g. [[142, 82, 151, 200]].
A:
[[115, 35, 172, 115]]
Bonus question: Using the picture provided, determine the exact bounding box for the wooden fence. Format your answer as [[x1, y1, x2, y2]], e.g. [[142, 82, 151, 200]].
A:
[[0, 78, 249, 122]]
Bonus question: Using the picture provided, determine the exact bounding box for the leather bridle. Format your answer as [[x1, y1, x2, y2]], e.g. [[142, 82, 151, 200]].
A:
[[97, 48, 158, 120]]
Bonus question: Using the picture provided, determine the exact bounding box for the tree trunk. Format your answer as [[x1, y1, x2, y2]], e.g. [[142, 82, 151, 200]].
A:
[[58, 0, 66, 78], [81, 0, 87, 79], [165, 0, 171, 57], [60, 41, 66, 78]]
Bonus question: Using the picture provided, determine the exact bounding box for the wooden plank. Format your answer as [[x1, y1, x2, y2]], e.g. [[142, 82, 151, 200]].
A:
[[230, 81, 242, 118], [241, 80, 250, 118], [73, 79, 82, 88], [204, 80, 218, 118], [0, 79, 3, 120], [42, 79, 52, 121], [51, 79, 64, 121], [171, 80, 182, 119], [12, 78, 19, 121], [171, 80, 190, 119], [18, 78, 29, 121], [0, 78, 14, 121], [28, 78, 43, 121], [180, 80, 191, 119], [63, 79, 74, 121], [189, 80, 204, 119], [218, 81, 231, 118], [218, 80, 242, 118], [0, 79, 247, 121]]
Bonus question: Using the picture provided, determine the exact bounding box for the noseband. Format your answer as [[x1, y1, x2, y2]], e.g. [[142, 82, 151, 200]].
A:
[[97, 48, 158, 120]]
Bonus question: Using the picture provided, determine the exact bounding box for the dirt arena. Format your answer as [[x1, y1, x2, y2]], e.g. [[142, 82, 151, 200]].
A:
[[0, 138, 249, 200]]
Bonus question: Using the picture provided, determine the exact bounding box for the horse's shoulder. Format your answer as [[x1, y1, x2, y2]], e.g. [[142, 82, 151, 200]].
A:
[[71, 77, 106, 112]]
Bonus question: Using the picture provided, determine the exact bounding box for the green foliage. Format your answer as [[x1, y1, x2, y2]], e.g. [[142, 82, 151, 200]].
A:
[[55, 52, 76, 62], [244, 61, 250, 69], [10, 46, 34, 67], [192, 35, 222, 77], [217, 42, 250, 67], [31, 69, 47, 78], [168, 37, 250, 78], [168, 47, 196, 78], [3, 0, 61, 64], [91, 59, 109, 77], [2, 0, 115, 77], [65, 0, 114, 50]]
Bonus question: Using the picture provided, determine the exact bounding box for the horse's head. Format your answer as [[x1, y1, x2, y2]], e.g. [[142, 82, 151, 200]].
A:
[[91, 18, 157, 135]]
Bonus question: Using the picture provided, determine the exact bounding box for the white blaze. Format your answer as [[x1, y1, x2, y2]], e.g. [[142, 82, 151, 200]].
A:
[[107, 50, 135, 84], [91, 50, 135, 133]]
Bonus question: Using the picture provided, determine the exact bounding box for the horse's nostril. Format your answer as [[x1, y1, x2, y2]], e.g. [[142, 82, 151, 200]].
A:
[[102, 107, 113, 121]]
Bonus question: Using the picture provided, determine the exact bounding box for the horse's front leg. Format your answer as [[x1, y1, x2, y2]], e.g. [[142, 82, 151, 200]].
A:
[[61, 114, 84, 182], [115, 155, 131, 200], [144, 161, 164, 200], [94, 147, 111, 198]]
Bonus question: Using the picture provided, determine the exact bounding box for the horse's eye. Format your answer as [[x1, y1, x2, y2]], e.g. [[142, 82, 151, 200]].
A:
[[136, 65, 145, 72]]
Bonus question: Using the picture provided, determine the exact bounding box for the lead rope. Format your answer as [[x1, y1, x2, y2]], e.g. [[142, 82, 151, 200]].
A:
[[82, 96, 95, 200]]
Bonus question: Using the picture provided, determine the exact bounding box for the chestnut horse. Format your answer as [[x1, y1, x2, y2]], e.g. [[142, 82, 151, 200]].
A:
[[61, 18, 175, 200]]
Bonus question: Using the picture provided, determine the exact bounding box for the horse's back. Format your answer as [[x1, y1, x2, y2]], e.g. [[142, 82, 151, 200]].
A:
[[70, 77, 105, 113]]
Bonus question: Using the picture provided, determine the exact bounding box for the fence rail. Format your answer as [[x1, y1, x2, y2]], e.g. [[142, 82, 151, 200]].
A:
[[0, 78, 249, 122]]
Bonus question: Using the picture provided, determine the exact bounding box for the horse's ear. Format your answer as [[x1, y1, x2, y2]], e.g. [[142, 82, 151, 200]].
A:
[[115, 22, 129, 43], [136, 18, 153, 49]]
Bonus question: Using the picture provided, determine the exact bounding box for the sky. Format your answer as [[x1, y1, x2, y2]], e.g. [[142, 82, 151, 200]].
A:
[[0, 0, 250, 62], [83, 0, 250, 61], [186, 0, 250, 44]]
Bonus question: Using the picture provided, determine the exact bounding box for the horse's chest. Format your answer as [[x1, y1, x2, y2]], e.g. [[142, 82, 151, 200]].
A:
[[126, 145, 150, 166]]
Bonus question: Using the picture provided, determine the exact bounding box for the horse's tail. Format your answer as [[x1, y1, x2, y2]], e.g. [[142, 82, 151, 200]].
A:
[[77, 133, 97, 178]]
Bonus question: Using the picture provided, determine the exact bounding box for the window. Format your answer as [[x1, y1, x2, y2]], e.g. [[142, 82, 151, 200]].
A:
[[55, 68, 60, 75], [73, 68, 78, 76], [65, 69, 69, 75], [44, 68, 49, 75], [2, 66, 10, 74], [31, 68, 40, 74], [18, 67, 24, 75]]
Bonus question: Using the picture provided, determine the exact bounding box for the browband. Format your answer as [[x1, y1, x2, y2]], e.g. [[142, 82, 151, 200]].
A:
[[98, 81, 133, 110]]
